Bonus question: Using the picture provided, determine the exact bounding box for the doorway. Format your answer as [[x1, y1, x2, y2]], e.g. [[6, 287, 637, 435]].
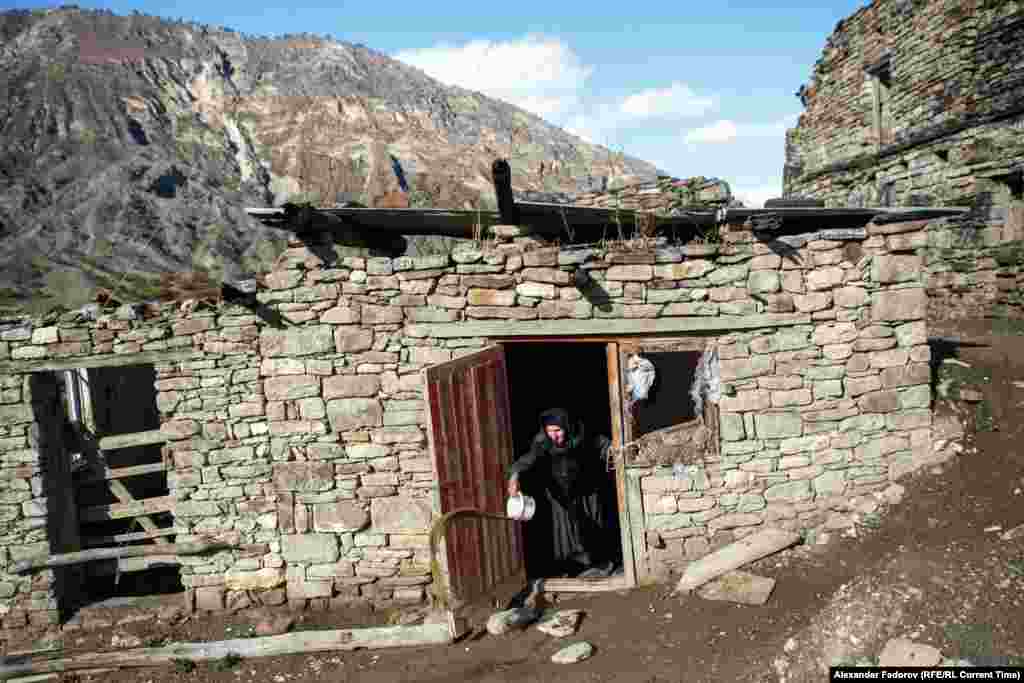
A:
[[502, 342, 624, 581]]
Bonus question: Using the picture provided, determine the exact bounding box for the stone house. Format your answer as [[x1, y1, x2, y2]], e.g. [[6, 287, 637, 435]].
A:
[[783, 0, 1024, 319], [0, 197, 962, 642]]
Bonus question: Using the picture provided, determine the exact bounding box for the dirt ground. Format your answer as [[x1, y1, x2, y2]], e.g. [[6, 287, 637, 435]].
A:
[[11, 319, 1024, 683]]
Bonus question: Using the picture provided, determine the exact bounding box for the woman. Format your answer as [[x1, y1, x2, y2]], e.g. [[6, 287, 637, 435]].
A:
[[507, 408, 620, 579]]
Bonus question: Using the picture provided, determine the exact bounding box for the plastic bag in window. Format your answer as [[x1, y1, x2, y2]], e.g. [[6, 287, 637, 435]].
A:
[[691, 347, 721, 415], [627, 354, 656, 402]]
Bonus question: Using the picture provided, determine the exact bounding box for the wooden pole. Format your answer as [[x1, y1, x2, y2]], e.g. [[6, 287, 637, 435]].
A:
[[673, 528, 799, 594], [0, 625, 453, 680], [11, 540, 266, 574]]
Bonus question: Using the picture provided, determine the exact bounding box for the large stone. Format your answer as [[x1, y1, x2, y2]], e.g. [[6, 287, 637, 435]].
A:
[[707, 264, 749, 285], [313, 502, 370, 532], [696, 571, 776, 605], [327, 398, 383, 431], [323, 375, 380, 399], [654, 261, 715, 279], [878, 638, 942, 667], [606, 265, 653, 281], [872, 255, 922, 284], [764, 480, 812, 502], [720, 355, 773, 381], [0, 404, 33, 423], [225, 568, 285, 591], [805, 266, 844, 291], [264, 375, 320, 401], [536, 609, 583, 638], [261, 326, 334, 357], [812, 322, 857, 346], [520, 267, 572, 285], [281, 534, 340, 564], [487, 608, 541, 635], [273, 462, 335, 492], [793, 292, 831, 312], [834, 286, 868, 308], [754, 413, 803, 438], [334, 327, 374, 353], [467, 289, 516, 306], [515, 282, 557, 299], [871, 289, 927, 322], [748, 271, 781, 294], [371, 496, 433, 533], [813, 470, 847, 496], [551, 641, 595, 664]]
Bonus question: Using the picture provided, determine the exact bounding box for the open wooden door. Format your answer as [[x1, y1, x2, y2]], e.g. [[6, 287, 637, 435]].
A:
[[423, 346, 525, 638]]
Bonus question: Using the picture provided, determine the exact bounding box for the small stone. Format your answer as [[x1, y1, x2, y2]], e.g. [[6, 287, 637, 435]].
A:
[[253, 612, 296, 636], [486, 608, 541, 635], [878, 638, 942, 667], [110, 632, 143, 649], [697, 571, 776, 605], [551, 641, 595, 664], [536, 609, 583, 638]]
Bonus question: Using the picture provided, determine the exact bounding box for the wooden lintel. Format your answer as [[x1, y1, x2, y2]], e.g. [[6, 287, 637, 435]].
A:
[[79, 462, 167, 484], [97, 430, 166, 451], [78, 495, 175, 523], [0, 350, 197, 375], [410, 313, 811, 340]]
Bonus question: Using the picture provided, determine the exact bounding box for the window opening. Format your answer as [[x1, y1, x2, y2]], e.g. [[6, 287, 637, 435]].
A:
[[867, 58, 893, 148]]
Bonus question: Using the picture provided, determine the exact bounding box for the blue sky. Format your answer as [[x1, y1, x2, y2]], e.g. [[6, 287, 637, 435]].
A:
[[5, 0, 867, 205]]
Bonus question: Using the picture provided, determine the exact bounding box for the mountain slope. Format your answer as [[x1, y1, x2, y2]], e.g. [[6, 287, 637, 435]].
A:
[[0, 7, 661, 314]]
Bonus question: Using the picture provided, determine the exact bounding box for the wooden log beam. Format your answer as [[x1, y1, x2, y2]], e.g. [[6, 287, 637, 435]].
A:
[[78, 462, 167, 485], [11, 540, 263, 574], [0, 625, 453, 680], [82, 527, 180, 547], [491, 159, 520, 226], [78, 495, 175, 523], [672, 527, 800, 594], [96, 430, 166, 451]]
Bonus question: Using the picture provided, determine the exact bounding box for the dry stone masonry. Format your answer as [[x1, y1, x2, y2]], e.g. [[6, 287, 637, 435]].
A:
[[783, 0, 1024, 319], [0, 211, 950, 635]]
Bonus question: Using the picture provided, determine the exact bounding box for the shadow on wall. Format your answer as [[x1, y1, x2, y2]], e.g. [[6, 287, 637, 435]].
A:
[[29, 372, 82, 621]]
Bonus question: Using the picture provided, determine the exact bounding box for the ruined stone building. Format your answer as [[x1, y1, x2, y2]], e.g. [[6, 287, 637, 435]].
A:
[[0, 181, 964, 643], [783, 0, 1024, 319]]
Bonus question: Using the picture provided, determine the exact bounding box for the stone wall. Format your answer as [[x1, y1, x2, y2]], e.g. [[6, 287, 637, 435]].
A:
[[782, 0, 1024, 319], [518, 175, 734, 213], [0, 213, 947, 631]]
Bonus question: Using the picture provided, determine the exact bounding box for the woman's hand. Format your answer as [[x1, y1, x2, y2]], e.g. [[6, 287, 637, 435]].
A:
[[507, 477, 520, 496]]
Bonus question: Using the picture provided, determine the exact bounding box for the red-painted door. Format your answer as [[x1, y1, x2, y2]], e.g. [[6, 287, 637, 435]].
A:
[[423, 346, 525, 630]]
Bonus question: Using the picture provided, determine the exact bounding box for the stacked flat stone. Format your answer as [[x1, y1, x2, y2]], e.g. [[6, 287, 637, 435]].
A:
[[0, 216, 945, 637]]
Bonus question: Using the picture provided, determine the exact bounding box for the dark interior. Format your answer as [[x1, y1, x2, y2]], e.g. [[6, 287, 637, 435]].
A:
[[67, 365, 181, 604], [503, 342, 622, 578], [632, 350, 703, 436]]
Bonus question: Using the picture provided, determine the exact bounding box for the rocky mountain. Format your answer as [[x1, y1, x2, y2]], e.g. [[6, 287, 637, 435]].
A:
[[0, 7, 662, 314]]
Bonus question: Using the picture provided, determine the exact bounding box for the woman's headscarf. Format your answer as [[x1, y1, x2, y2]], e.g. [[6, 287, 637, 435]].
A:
[[538, 408, 584, 453]]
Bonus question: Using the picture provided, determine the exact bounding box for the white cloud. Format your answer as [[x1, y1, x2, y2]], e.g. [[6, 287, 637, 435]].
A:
[[620, 82, 716, 119], [731, 184, 781, 209], [684, 120, 738, 144], [683, 114, 800, 146], [394, 36, 592, 120]]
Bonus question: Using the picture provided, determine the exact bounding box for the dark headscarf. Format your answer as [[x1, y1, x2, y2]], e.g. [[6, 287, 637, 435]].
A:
[[538, 408, 585, 455]]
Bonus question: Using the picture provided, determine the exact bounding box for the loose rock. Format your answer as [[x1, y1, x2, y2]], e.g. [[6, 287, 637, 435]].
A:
[[536, 609, 583, 638], [486, 607, 541, 635], [697, 570, 777, 605], [878, 638, 942, 667], [551, 641, 595, 664]]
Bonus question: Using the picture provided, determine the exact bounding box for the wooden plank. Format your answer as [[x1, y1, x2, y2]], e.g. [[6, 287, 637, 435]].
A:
[[606, 343, 636, 589], [409, 313, 812, 339], [0, 350, 197, 374], [78, 462, 167, 484], [11, 540, 257, 573], [0, 624, 454, 679], [673, 528, 800, 594], [83, 528, 180, 547], [87, 556, 181, 575], [78, 495, 174, 523], [542, 575, 630, 593], [625, 468, 650, 585], [107, 480, 169, 546], [97, 430, 166, 451]]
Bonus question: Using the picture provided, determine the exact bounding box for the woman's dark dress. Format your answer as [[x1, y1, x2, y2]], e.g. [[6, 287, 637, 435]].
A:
[[507, 409, 621, 579]]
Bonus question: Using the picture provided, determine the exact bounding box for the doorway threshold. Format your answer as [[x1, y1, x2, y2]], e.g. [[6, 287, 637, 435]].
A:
[[541, 575, 630, 593]]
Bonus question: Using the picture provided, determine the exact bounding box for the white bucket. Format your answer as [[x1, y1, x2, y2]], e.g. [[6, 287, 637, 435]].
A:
[[506, 493, 536, 521]]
